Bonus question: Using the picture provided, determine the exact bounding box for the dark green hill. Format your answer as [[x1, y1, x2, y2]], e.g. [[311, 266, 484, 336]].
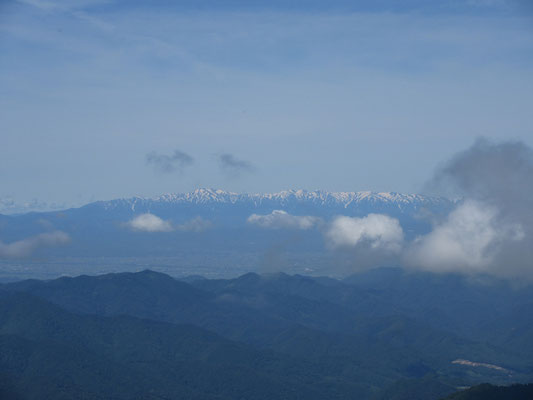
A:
[[343, 268, 533, 368], [441, 383, 533, 399], [7, 270, 516, 372], [0, 293, 369, 399], [3, 269, 532, 399]]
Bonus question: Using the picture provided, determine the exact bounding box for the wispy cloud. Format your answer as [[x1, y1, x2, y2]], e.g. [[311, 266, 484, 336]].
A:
[[17, 0, 110, 12], [0, 231, 70, 258], [247, 210, 320, 230], [217, 153, 256, 177], [146, 150, 194, 174]]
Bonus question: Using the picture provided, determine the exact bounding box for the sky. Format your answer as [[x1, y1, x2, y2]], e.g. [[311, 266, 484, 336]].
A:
[[1, 0, 533, 208]]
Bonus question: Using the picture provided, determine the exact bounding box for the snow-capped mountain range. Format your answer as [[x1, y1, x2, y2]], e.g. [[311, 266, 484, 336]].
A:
[[0, 189, 454, 259], [92, 188, 451, 214], [1, 189, 453, 225]]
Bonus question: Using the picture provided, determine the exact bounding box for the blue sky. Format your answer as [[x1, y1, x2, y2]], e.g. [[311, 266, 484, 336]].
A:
[[1, 0, 533, 207]]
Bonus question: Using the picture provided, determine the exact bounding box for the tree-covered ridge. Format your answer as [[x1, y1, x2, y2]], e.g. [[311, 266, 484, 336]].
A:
[[1, 268, 532, 399], [0, 293, 368, 399], [441, 383, 533, 400]]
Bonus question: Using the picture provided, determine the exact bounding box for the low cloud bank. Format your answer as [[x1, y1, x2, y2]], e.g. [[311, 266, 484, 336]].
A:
[[0, 231, 70, 258], [248, 211, 404, 271], [324, 139, 533, 279], [247, 139, 533, 279], [247, 210, 321, 230], [325, 214, 404, 252], [128, 213, 212, 233]]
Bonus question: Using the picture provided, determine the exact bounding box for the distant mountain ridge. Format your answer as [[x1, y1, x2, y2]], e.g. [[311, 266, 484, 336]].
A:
[[441, 383, 533, 400], [0, 197, 71, 215], [73, 189, 454, 224], [95, 188, 450, 210], [2, 268, 532, 399], [0, 188, 456, 265], [0, 188, 453, 218]]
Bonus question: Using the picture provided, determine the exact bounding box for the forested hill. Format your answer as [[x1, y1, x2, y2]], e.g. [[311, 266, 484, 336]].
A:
[[1, 268, 532, 399], [441, 383, 533, 400]]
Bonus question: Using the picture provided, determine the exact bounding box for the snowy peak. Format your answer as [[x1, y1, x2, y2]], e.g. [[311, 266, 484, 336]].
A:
[[151, 188, 445, 206], [93, 188, 450, 212], [155, 188, 241, 204]]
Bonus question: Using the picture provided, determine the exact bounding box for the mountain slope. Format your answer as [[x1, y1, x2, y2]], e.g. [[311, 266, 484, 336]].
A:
[[92, 188, 451, 214], [0, 189, 454, 276], [3, 188, 452, 231], [343, 267, 533, 361], [0, 292, 371, 400], [5, 269, 531, 398], [441, 383, 533, 400]]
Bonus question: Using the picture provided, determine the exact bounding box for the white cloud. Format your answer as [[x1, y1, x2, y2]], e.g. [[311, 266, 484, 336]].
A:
[[405, 200, 524, 273], [247, 210, 320, 230], [128, 213, 173, 232], [0, 231, 71, 258], [127, 214, 212, 233], [325, 214, 404, 252]]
